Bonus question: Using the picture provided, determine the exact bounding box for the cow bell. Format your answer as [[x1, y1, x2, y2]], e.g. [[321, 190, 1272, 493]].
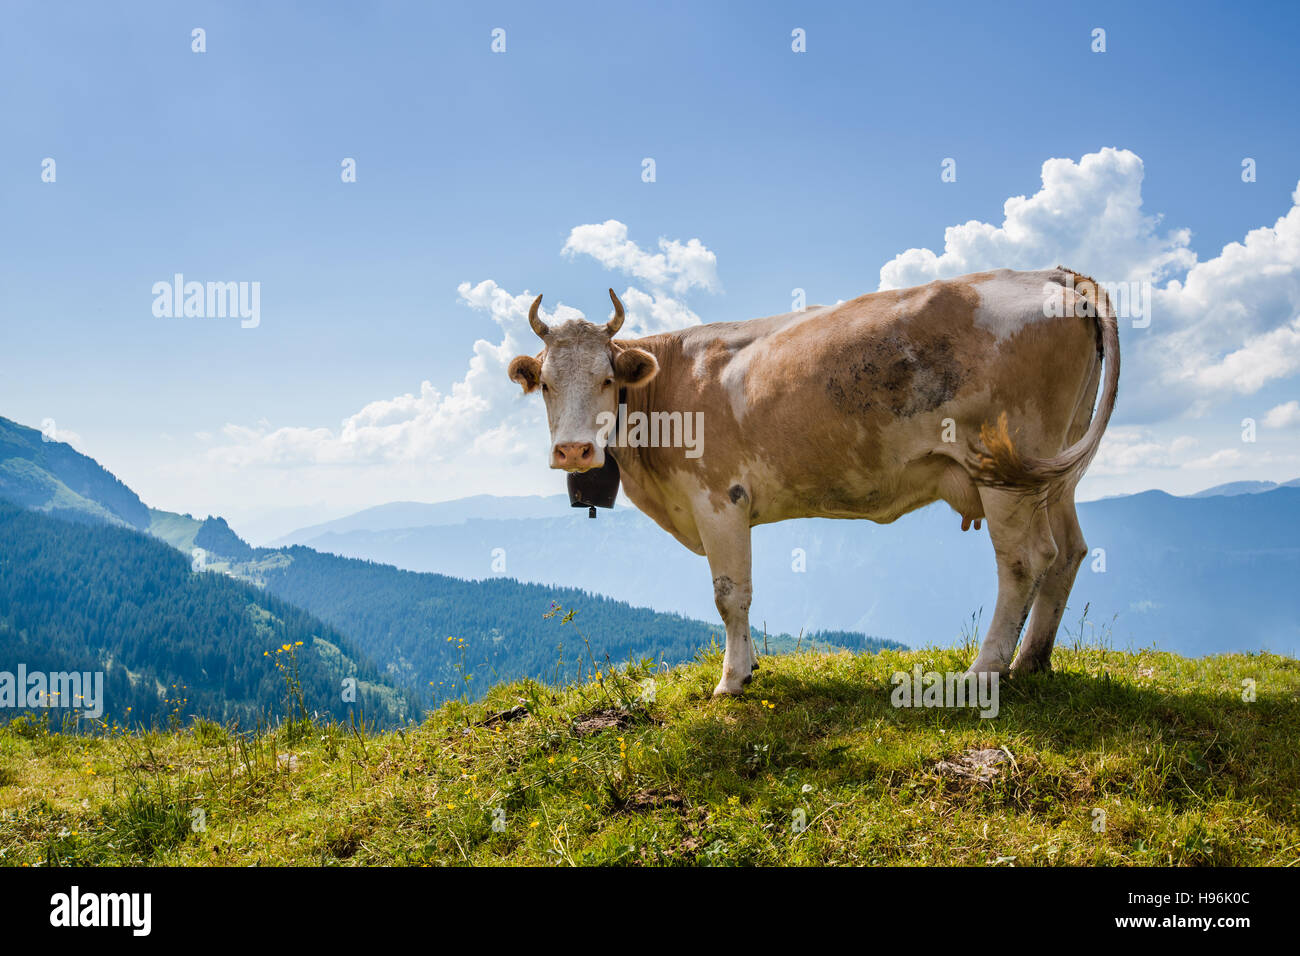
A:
[[567, 455, 620, 518]]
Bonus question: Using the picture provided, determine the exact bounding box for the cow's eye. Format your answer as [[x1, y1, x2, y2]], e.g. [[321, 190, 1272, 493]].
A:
[[541, 383, 549, 393], [603, 377, 614, 388]]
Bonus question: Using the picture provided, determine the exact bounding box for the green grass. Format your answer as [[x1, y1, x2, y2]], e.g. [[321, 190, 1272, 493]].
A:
[[0, 457, 123, 525], [2, 644, 1297, 866], [146, 508, 203, 552]]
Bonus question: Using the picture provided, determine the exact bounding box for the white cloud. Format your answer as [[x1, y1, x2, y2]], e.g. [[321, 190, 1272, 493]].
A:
[[1090, 428, 1199, 475], [1264, 400, 1300, 428], [562, 220, 720, 294], [1154, 183, 1300, 396], [878, 148, 1195, 290], [1189, 317, 1300, 394], [1091, 432, 1278, 483], [1185, 448, 1244, 471], [613, 286, 704, 337], [211, 287, 550, 469]]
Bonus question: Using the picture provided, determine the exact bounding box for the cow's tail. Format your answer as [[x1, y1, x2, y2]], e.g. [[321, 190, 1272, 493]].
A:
[[968, 270, 1120, 500]]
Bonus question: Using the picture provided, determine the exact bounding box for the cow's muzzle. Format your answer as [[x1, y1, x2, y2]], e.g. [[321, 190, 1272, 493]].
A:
[[552, 441, 597, 471]]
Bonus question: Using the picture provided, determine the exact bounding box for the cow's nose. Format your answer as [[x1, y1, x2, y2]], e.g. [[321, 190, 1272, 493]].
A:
[[553, 442, 594, 468]]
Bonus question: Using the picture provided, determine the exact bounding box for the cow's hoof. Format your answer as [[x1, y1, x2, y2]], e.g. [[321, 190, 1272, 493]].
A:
[[1011, 656, 1052, 675], [965, 657, 1009, 677], [712, 679, 747, 698]]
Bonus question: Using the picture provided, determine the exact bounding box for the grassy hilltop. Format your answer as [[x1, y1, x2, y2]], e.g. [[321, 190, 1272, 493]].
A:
[[2, 642, 1298, 867]]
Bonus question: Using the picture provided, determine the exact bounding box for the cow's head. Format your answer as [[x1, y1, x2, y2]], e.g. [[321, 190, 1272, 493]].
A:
[[508, 289, 659, 471]]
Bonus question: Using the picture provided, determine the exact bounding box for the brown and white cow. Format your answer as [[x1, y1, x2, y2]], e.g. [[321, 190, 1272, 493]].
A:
[[508, 268, 1119, 696]]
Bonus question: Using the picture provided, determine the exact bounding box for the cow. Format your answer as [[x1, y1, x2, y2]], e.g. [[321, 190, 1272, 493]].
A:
[[508, 267, 1119, 697]]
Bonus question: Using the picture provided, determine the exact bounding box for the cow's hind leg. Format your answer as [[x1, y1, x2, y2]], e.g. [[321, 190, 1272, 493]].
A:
[[696, 504, 757, 697], [967, 487, 1058, 675], [1013, 494, 1087, 673]]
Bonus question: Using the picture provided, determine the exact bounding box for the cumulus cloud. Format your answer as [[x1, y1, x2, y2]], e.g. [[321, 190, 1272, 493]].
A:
[[1090, 429, 1200, 475], [878, 148, 1195, 290], [212, 289, 543, 469], [1188, 318, 1300, 394], [1264, 400, 1300, 428], [878, 148, 1300, 415], [1090, 430, 1284, 484], [1184, 448, 1244, 471], [210, 223, 712, 470], [563, 220, 720, 294]]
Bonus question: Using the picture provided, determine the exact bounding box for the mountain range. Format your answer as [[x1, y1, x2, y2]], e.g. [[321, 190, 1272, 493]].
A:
[[270, 494, 572, 545], [1188, 478, 1300, 498]]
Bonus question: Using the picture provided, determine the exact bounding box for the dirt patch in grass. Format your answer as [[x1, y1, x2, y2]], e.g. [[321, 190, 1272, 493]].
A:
[[619, 788, 685, 814], [324, 831, 362, 859], [571, 708, 634, 736], [935, 748, 1010, 784], [476, 704, 529, 728]]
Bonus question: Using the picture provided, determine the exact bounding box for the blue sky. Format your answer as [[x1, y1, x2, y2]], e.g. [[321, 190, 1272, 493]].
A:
[[3, 0, 1299, 540]]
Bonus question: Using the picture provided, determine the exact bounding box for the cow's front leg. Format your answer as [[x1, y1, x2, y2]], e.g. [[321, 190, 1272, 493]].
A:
[[696, 506, 755, 697]]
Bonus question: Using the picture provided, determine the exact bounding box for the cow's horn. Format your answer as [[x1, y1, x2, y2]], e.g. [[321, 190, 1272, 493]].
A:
[[606, 288, 625, 337], [528, 294, 549, 339]]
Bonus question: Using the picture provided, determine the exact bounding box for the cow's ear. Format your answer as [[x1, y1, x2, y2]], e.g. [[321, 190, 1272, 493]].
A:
[[614, 347, 659, 388], [508, 355, 542, 393]]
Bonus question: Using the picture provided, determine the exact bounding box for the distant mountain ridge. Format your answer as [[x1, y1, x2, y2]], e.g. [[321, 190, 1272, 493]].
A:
[[0, 416, 149, 529], [274, 476, 1300, 546], [194, 515, 255, 561], [1187, 478, 1300, 498], [270, 494, 572, 546]]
